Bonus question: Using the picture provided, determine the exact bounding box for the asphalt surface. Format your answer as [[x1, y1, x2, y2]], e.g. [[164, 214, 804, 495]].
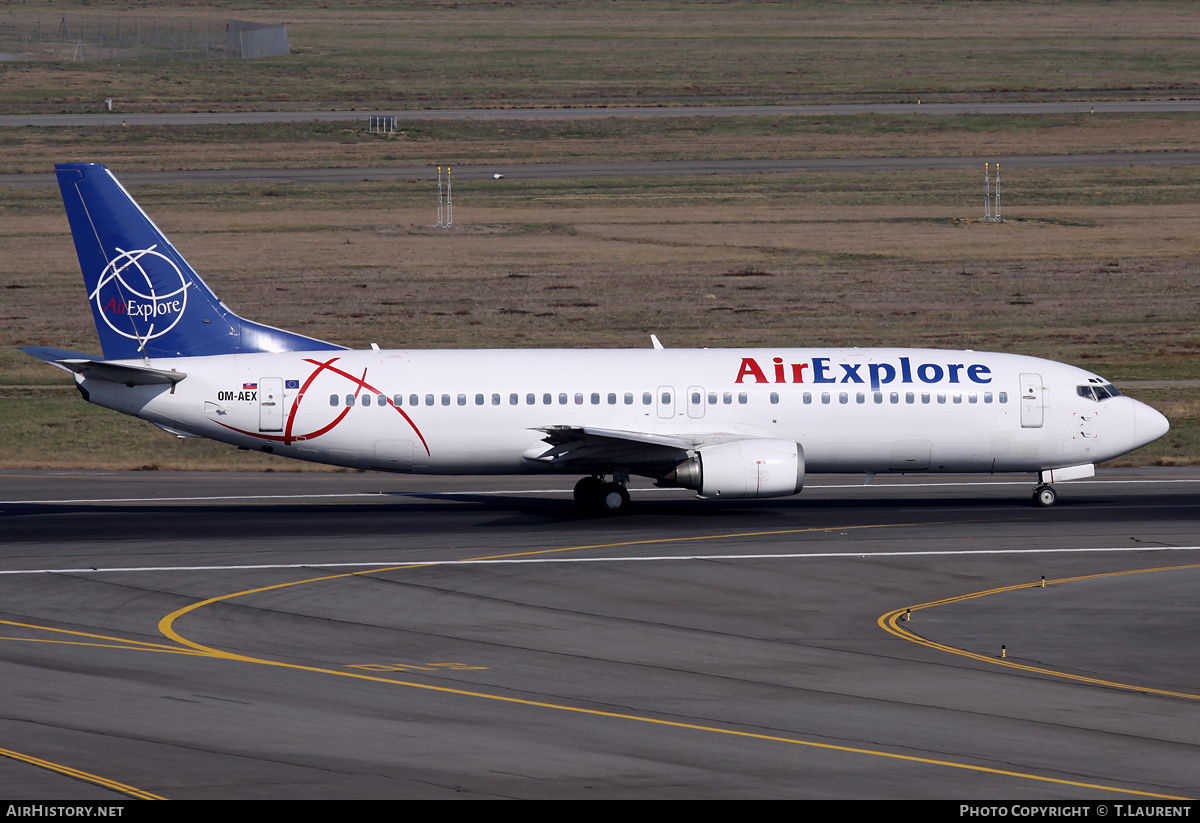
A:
[[1, 468, 1197, 799]]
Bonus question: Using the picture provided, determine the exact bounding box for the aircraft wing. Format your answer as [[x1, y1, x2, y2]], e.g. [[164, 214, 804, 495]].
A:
[[525, 425, 760, 472]]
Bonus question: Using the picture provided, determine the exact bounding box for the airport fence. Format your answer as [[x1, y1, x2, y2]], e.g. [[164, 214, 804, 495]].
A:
[[0, 12, 288, 62]]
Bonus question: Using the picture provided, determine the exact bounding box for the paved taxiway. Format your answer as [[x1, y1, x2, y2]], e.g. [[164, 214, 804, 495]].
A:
[[0, 468, 1197, 799]]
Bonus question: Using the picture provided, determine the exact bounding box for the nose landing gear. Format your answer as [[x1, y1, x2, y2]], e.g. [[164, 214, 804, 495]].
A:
[[574, 475, 631, 515], [1033, 484, 1057, 507]]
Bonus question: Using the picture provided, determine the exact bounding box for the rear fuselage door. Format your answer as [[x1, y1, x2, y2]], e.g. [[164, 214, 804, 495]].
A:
[[259, 376, 284, 432]]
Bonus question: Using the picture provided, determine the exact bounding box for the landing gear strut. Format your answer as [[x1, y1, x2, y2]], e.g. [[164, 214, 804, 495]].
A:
[[574, 475, 630, 515], [1032, 484, 1057, 507]]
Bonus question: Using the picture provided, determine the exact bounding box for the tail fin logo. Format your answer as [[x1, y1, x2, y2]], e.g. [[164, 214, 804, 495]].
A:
[[90, 245, 191, 347]]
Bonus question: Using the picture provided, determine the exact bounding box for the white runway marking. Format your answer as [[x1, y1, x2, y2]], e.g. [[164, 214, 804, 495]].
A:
[[3, 544, 1198, 576], [2, 476, 1199, 505]]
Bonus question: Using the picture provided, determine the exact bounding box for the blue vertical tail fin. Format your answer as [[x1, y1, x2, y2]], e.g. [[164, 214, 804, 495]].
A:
[[56, 163, 344, 360]]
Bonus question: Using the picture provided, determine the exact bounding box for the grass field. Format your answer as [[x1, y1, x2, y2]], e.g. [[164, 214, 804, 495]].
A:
[[7, 112, 1200, 175], [3, 1, 1199, 109], [2, 0, 1198, 470], [5, 169, 1200, 468]]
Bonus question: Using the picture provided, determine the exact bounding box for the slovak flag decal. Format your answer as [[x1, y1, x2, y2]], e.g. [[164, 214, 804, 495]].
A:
[[243, 382, 258, 391]]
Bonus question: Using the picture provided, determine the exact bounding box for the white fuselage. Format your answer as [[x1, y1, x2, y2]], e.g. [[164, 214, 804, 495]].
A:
[[78, 347, 1166, 479]]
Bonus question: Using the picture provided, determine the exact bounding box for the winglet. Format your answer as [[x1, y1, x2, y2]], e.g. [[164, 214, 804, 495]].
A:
[[651, 334, 664, 350]]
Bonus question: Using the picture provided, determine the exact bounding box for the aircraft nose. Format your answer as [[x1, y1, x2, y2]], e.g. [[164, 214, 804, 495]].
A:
[[1133, 401, 1170, 447]]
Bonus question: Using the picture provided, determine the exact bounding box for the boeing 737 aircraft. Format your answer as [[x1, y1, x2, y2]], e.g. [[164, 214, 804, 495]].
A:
[[23, 163, 1169, 513]]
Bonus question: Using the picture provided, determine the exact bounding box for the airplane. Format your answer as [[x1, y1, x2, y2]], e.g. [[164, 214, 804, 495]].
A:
[[22, 163, 1169, 514]]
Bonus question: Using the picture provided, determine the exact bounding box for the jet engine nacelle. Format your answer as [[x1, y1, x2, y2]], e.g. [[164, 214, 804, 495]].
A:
[[660, 439, 804, 499]]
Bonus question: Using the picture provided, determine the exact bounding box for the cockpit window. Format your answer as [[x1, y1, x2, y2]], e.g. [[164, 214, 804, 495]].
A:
[[1077, 383, 1121, 401]]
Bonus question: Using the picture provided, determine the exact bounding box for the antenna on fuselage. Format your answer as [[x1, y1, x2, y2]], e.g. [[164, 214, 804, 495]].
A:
[[650, 334, 664, 350]]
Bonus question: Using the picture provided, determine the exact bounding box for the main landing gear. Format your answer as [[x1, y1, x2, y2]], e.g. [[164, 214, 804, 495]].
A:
[[574, 475, 631, 515], [1032, 484, 1057, 507]]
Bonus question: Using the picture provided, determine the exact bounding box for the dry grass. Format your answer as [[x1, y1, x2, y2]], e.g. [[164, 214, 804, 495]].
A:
[[6, 113, 1200, 175], [7, 173, 1200, 371], [4, 0, 1199, 468], [3, 1, 1199, 108]]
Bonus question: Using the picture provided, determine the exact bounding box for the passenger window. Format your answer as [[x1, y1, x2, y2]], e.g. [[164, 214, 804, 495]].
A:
[[771, 392, 780, 404], [905, 392, 914, 404], [968, 394, 977, 404], [921, 393, 930, 404], [624, 392, 634, 405], [394, 395, 403, 407], [803, 393, 812, 404], [361, 394, 371, 407], [873, 392, 883, 404], [821, 393, 830, 404], [890, 392, 899, 404], [837, 392, 846, 404], [559, 393, 568, 405], [952, 395, 962, 404], [984, 392, 993, 403], [608, 393, 617, 405], [856, 393, 865, 404], [738, 392, 747, 404], [425, 394, 434, 406], [937, 394, 946, 404], [509, 393, 518, 405], [378, 395, 386, 406], [999, 392, 1008, 404], [661, 391, 672, 405], [643, 392, 653, 405], [492, 394, 501, 406], [329, 394, 339, 407], [723, 392, 733, 405], [574, 393, 583, 405], [346, 394, 356, 407], [441, 394, 451, 406], [475, 394, 484, 406], [707, 392, 717, 405], [543, 393, 552, 405], [527, 393, 536, 405], [590, 392, 600, 405], [691, 392, 702, 405]]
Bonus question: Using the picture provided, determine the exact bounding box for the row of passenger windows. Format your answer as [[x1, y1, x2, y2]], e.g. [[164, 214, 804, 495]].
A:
[[803, 391, 1008, 405], [330, 391, 750, 408], [329, 389, 1008, 408]]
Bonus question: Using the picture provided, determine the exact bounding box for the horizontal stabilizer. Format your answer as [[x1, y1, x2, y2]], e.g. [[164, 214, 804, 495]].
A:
[[60, 360, 186, 386], [20, 346, 185, 386], [20, 345, 102, 370]]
